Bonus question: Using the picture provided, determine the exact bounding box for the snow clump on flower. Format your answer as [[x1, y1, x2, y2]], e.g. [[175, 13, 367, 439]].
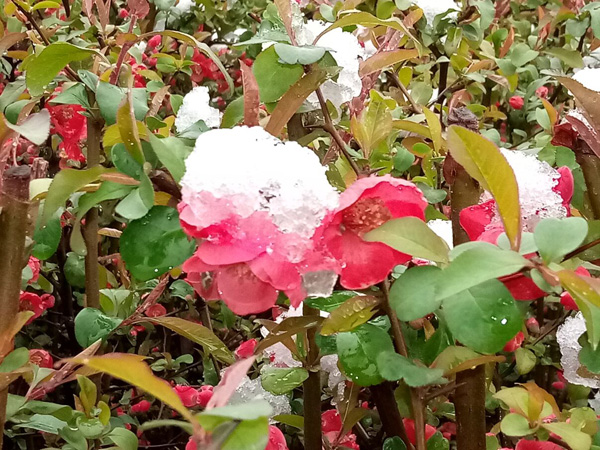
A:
[[293, 19, 364, 110], [557, 313, 600, 388], [175, 86, 221, 132], [412, 0, 459, 25], [481, 149, 568, 231]]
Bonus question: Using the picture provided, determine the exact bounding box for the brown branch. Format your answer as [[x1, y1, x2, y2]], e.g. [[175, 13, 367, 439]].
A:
[[315, 88, 362, 177], [303, 304, 323, 450], [389, 71, 421, 114], [0, 166, 31, 447]]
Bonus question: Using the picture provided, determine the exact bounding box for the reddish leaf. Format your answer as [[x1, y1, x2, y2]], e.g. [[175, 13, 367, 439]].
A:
[[240, 61, 260, 127], [128, 0, 150, 18], [206, 356, 257, 409]]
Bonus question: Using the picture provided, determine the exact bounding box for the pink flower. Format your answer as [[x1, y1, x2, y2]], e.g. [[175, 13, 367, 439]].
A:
[[560, 266, 590, 311], [322, 175, 427, 289], [118, 8, 129, 18], [145, 304, 167, 317], [197, 385, 213, 408], [147, 35, 162, 49], [266, 426, 288, 450], [536, 86, 549, 99], [503, 331, 524, 352], [235, 339, 257, 358], [403, 419, 437, 445], [173, 385, 198, 408], [47, 104, 87, 163], [130, 325, 146, 336], [509, 96, 524, 110], [438, 421, 456, 440], [29, 349, 53, 368], [27, 256, 40, 284], [186, 438, 197, 450], [131, 400, 152, 414], [19, 292, 55, 324], [321, 410, 360, 450]]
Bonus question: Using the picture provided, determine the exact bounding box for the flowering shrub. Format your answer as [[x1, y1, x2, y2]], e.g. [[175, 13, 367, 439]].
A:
[[3, 0, 600, 450]]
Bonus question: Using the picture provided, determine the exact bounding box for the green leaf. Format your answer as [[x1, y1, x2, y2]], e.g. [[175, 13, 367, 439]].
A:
[[120, 206, 196, 281], [117, 94, 145, 165], [59, 425, 88, 450], [50, 83, 91, 109], [260, 366, 308, 395], [336, 323, 395, 386], [146, 316, 235, 364], [447, 126, 521, 250], [384, 437, 408, 450], [542, 422, 592, 450], [442, 279, 522, 354], [15, 414, 67, 433], [534, 217, 588, 263], [253, 46, 304, 103], [304, 291, 361, 312], [5, 109, 50, 145], [393, 146, 415, 173], [578, 333, 600, 374], [199, 401, 273, 428], [147, 134, 192, 183], [389, 265, 443, 321], [500, 413, 534, 436], [515, 347, 536, 375], [320, 295, 379, 335], [32, 217, 62, 260], [74, 308, 122, 347], [41, 166, 107, 225], [545, 48, 584, 68], [426, 432, 450, 450], [437, 243, 529, 301], [219, 418, 270, 450], [365, 217, 450, 263], [0, 348, 29, 373], [221, 97, 244, 128], [64, 251, 86, 288], [510, 43, 539, 67], [107, 427, 139, 450], [96, 82, 148, 126], [26, 42, 97, 96], [77, 375, 97, 415], [273, 43, 326, 65], [376, 351, 446, 387]]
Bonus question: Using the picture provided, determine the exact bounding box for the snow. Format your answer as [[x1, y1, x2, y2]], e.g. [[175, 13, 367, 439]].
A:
[[174, 0, 195, 13], [428, 219, 453, 248], [175, 86, 221, 132], [573, 67, 600, 93], [229, 375, 292, 418], [181, 126, 339, 240], [412, 0, 459, 25], [556, 313, 600, 389], [481, 149, 566, 231], [293, 19, 364, 110]]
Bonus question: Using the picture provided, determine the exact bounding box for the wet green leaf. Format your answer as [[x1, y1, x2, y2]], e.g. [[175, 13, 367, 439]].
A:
[[320, 295, 379, 335]]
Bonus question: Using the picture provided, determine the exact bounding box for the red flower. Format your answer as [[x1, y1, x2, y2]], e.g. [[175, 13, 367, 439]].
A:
[[235, 339, 257, 358], [509, 96, 524, 110], [130, 325, 146, 336], [560, 267, 590, 310], [197, 385, 213, 408], [19, 292, 55, 324], [503, 331, 524, 352], [535, 86, 549, 99], [131, 400, 152, 413], [526, 317, 540, 333], [145, 304, 167, 317], [322, 175, 427, 289], [186, 439, 197, 450], [515, 439, 563, 450], [47, 104, 87, 163], [147, 35, 162, 49], [438, 421, 456, 440], [191, 49, 225, 84], [403, 419, 437, 444], [29, 349, 53, 368], [321, 410, 360, 450], [27, 256, 40, 284], [266, 425, 288, 450], [173, 385, 199, 408], [118, 8, 129, 18]]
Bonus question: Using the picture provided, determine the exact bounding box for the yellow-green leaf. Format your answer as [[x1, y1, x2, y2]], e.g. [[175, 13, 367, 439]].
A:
[[358, 49, 420, 77], [145, 317, 235, 364], [392, 119, 431, 139], [541, 422, 592, 450], [364, 217, 450, 263], [69, 353, 194, 421], [422, 107, 443, 153], [447, 125, 521, 250], [350, 92, 393, 159], [117, 94, 145, 165], [320, 296, 380, 335]]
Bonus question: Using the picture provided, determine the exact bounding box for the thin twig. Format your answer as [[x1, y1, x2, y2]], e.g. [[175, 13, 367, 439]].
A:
[[563, 237, 600, 261], [389, 71, 421, 113], [315, 88, 363, 177]]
